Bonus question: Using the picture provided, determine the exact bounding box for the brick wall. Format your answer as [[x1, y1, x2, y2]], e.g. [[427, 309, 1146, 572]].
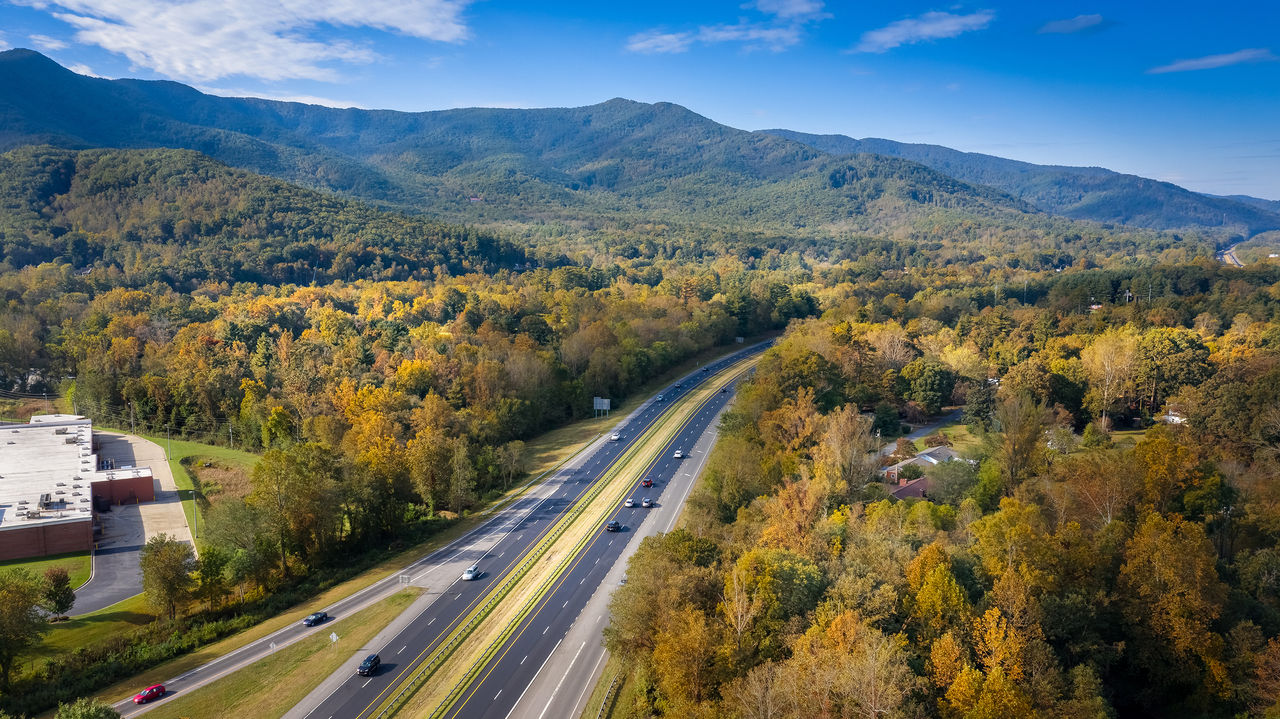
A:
[[90, 474, 156, 505], [0, 520, 92, 561]]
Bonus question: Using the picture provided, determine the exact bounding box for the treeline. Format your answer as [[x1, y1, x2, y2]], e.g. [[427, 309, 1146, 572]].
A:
[[0, 146, 530, 286], [604, 261, 1280, 718]]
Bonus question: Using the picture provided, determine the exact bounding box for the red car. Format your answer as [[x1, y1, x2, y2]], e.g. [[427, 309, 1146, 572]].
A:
[[133, 684, 166, 704], [641, 478, 653, 488]]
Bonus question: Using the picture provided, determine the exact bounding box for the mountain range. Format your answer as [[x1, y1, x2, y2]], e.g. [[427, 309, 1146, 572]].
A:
[[1, 48, 1276, 240]]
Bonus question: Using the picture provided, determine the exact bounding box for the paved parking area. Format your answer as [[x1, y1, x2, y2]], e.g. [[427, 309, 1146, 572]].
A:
[[72, 432, 194, 615]]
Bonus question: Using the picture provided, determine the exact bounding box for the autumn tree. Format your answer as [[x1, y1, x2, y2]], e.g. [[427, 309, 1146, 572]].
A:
[[1081, 327, 1138, 429], [1118, 513, 1228, 694], [652, 605, 718, 706], [0, 569, 47, 690], [992, 392, 1048, 492], [42, 566, 76, 616]]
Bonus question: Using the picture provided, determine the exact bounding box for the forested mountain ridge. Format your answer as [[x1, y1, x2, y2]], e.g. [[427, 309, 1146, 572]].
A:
[[0, 145, 528, 286], [762, 127, 1280, 235], [0, 48, 1233, 246]]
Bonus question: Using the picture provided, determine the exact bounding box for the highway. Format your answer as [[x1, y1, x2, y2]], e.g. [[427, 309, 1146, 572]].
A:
[[287, 342, 768, 719], [444, 367, 748, 719], [115, 341, 767, 718]]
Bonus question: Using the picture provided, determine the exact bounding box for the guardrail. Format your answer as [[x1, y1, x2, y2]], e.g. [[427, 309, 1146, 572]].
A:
[[596, 674, 619, 719], [367, 360, 749, 719]]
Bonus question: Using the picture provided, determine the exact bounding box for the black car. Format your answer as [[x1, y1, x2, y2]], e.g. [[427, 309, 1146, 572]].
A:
[[605, 520, 622, 532], [357, 654, 381, 676], [302, 611, 328, 626]]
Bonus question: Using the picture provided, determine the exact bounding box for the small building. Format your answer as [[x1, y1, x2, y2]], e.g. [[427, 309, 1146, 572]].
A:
[[0, 415, 155, 561], [885, 442, 962, 486]]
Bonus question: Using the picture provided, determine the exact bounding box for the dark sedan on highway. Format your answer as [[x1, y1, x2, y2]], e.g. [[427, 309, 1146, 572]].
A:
[[302, 611, 329, 626]]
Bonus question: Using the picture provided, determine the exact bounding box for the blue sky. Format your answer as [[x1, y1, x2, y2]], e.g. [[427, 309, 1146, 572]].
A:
[[2, 0, 1277, 199]]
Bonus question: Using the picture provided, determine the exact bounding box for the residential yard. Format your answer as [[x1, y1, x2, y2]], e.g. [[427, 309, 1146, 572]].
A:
[[132, 589, 421, 719], [0, 551, 92, 589], [919, 420, 983, 455]]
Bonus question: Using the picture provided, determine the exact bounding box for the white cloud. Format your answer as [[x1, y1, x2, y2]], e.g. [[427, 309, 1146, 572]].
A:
[[853, 10, 995, 53], [1148, 48, 1277, 74], [698, 22, 802, 52], [67, 62, 104, 77], [626, 30, 695, 54], [14, 0, 473, 82], [0, 32, 9, 50], [29, 34, 69, 50], [628, 0, 825, 54], [199, 85, 365, 108], [750, 0, 825, 19], [1038, 14, 1105, 34]]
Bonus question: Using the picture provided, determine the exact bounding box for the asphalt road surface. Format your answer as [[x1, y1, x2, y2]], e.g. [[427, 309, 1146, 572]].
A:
[[446, 368, 749, 719]]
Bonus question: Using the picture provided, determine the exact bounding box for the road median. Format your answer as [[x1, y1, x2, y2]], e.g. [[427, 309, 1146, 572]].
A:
[[367, 355, 759, 719]]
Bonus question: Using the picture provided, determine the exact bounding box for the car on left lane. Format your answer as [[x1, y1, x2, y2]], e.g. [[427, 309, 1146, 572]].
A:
[[132, 685, 165, 704], [302, 611, 328, 626]]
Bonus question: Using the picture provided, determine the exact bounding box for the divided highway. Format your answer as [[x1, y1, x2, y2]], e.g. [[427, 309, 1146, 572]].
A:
[[117, 341, 766, 719], [440, 364, 751, 719], [285, 342, 769, 719]]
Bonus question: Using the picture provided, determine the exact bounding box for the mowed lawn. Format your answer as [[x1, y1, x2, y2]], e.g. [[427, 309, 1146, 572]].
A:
[[33, 594, 154, 665], [142, 589, 420, 719], [0, 551, 92, 589]]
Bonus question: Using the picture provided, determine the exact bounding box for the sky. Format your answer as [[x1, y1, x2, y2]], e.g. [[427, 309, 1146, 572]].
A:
[[1, 0, 1277, 199]]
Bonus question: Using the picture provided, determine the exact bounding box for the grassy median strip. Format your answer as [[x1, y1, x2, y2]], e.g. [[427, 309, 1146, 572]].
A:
[[140, 589, 421, 719], [398, 358, 761, 719], [366, 358, 757, 719]]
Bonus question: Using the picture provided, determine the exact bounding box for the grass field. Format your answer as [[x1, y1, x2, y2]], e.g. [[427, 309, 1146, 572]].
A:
[[34, 594, 153, 664], [929, 422, 984, 454], [143, 589, 421, 719], [135, 433, 260, 540], [0, 551, 92, 590]]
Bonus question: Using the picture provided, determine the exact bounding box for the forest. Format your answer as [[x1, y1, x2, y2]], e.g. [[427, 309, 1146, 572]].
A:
[[603, 258, 1280, 718]]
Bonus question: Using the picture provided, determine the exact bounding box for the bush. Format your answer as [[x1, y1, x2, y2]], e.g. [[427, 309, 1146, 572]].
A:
[[1081, 422, 1113, 448]]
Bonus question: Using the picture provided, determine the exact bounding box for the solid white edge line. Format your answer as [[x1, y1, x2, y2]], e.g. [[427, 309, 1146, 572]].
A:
[[503, 637, 564, 719]]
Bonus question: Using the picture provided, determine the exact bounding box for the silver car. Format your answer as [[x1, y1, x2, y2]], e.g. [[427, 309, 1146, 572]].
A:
[[462, 564, 480, 581]]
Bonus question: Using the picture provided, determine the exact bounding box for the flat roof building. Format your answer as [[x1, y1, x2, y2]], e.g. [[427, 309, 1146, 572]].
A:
[[0, 416, 155, 561]]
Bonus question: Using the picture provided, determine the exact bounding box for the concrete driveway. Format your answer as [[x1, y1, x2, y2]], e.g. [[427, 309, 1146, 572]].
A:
[[72, 432, 194, 615]]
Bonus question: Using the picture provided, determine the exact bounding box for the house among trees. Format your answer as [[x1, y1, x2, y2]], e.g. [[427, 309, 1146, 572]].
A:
[[884, 445, 962, 499]]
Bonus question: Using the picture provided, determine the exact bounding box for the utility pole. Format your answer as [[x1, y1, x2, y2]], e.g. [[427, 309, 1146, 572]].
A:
[[166, 425, 172, 462], [229, 422, 234, 449], [130, 402, 135, 435]]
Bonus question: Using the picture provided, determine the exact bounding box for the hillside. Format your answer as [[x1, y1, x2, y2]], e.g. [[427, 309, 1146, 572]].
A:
[[0, 49, 1123, 240], [761, 128, 1280, 235], [0, 145, 526, 286]]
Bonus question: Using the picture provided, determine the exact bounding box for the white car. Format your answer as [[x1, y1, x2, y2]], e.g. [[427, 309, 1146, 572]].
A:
[[610, 432, 621, 441], [624, 498, 635, 508], [673, 449, 684, 459], [462, 565, 480, 581]]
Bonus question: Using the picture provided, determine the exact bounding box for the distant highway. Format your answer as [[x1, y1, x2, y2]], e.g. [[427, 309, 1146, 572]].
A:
[[1219, 241, 1245, 267], [115, 341, 769, 718]]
